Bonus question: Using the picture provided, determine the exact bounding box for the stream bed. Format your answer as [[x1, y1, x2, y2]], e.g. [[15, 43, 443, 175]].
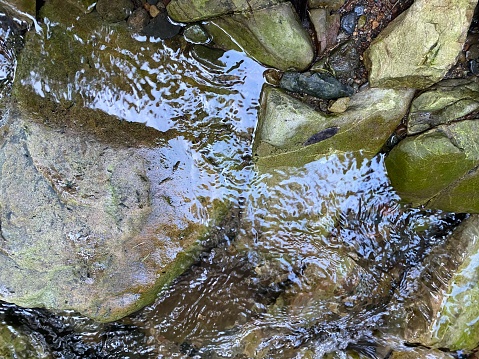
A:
[[0, 3, 470, 358]]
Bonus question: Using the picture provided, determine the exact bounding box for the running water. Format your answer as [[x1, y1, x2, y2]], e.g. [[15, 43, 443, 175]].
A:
[[0, 7, 463, 358]]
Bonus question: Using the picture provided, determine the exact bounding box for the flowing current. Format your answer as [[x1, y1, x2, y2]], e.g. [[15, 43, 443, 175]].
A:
[[0, 7, 462, 358]]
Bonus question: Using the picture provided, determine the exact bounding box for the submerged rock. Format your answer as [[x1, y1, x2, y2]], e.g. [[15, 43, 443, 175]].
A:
[[253, 85, 414, 169], [396, 215, 479, 351], [388, 348, 455, 359], [364, 0, 477, 89], [142, 11, 182, 39], [207, 3, 314, 71], [279, 71, 354, 100], [96, 0, 134, 23], [408, 78, 479, 135], [386, 119, 479, 212], [0, 324, 51, 359], [3, 0, 230, 322]]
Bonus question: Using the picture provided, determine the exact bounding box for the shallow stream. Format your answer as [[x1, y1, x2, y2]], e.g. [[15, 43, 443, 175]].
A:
[[0, 7, 466, 358]]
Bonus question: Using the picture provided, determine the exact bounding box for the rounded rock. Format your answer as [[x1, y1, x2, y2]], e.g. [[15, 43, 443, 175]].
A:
[[183, 24, 210, 44], [96, 0, 134, 23], [127, 8, 150, 33]]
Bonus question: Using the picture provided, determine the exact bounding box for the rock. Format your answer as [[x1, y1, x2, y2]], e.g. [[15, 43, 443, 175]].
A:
[[0, 0, 35, 19], [396, 215, 479, 350], [166, 0, 285, 22], [183, 24, 211, 44], [142, 11, 182, 39], [388, 348, 455, 359], [253, 85, 414, 169], [328, 40, 359, 80], [340, 12, 357, 34], [0, 324, 51, 359], [67, 0, 97, 13], [385, 120, 479, 212], [328, 97, 350, 113], [149, 4, 161, 17], [280, 71, 353, 99], [307, 0, 345, 10], [208, 3, 314, 71], [0, 103, 228, 323], [127, 8, 150, 33], [407, 78, 479, 135], [5, 0, 229, 322], [96, 0, 134, 23], [308, 8, 340, 54], [364, 0, 477, 89]]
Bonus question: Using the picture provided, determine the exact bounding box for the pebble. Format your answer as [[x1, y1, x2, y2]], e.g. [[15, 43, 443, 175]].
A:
[[341, 12, 357, 34], [127, 8, 150, 33], [183, 24, 211, 44], [149, 5, 160, 17]]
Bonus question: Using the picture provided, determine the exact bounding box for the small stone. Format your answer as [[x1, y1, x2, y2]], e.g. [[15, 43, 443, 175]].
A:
[[327, 40, 359, 80], [96, 0, 134, 23], [263, 69, 282, 86], [127, 8, 150, 33], [341, 12, 357, 34], [142, 11, 182, 39], [149, 4, 160, 17], [183, 24, 211, 44], [328, 97, 350, 113]]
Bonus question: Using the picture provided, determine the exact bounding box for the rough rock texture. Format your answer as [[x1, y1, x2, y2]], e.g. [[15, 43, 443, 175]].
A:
[[67, 0, 97, 13], [308, 8, 340, 54], [408, 78, 479, 135], [398, 215, 479, 350], [208, 3, 314, 71], [364, 0, 477, 89], [166, 0, 285, 22], [386, 119, 479, 212], [0, 0, 34, 16], [388, 348, 455, 359], [0, 105, 221, 322], [0, 324, 51, 359], [253, 85, 414, 169], [279, 71, 354, 99], [96, 0, 134, 23]]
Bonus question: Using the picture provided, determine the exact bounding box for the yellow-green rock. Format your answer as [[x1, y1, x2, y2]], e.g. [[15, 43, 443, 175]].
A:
[[364, 0, 477, 89], [253, 85, 414, 170]]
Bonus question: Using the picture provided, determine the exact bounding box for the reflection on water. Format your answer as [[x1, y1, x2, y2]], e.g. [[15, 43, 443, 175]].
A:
[[0, 7, 465, 359]]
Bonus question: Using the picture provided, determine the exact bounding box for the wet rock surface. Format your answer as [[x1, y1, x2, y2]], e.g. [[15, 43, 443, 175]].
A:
[[208, 2, 314, 71], [392, 215, 479, 351], [279, 71, 354, 100], [253, 85, 414, 169]]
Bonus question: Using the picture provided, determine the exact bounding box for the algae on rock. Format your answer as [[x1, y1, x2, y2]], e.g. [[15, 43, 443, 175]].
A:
[[253, 85, 414, 170], [397, 215, 479, 351], [386, 120, 479, 212], [208, 3, 314, 71]]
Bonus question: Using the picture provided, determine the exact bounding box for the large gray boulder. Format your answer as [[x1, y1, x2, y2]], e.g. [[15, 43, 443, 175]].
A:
[[0, 105, 223, 322], [253, 85, 414, 170], [364, 0, 477, 89]]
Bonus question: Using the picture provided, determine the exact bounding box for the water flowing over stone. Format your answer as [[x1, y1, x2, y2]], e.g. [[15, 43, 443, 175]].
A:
[[393, 215, 479, 351], [364, 0, 477, 89], [0, 104, 227, 322], [253, 85, 414, 169]]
